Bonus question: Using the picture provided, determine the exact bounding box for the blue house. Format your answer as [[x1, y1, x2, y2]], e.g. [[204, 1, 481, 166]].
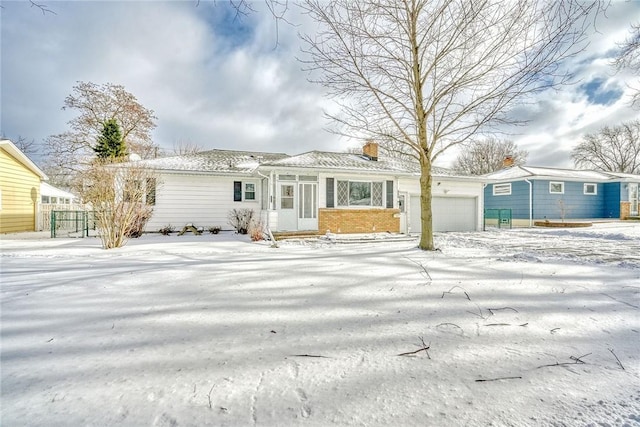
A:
[[483, 166, 640, 226]]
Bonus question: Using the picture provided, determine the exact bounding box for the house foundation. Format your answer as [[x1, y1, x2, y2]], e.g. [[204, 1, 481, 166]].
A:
[[620, 201, 630, 220], [319, 208, 400, 234]]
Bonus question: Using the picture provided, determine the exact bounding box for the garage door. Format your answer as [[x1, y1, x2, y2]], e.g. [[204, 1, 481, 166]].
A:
[[410, 196, 477, 233]]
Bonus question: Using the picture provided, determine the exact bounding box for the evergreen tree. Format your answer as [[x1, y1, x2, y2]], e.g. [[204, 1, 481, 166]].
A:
[[94, 119, 126, 159]]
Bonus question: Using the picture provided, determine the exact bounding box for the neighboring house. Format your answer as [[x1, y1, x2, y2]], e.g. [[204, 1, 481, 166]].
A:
[[40, 182, 77, 205], [483, 165, 640, 226], [0, 139, 48, 233], [138, 142, 485, 234], [39, 182, 81, 232]]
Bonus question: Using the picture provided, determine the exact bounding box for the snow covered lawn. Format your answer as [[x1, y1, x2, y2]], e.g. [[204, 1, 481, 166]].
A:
[[1, 223, 639, 426]]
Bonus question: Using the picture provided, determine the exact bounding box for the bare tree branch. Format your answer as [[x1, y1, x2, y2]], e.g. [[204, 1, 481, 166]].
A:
[[44, 82, 159, 188], [571, 120, 640, 173], [299, 0, 606, 250], [613, 23, 640, 109], [453, 138, 528, 175]]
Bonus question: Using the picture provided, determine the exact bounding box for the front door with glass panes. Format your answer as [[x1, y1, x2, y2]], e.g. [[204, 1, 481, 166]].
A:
[[275, 175, 318, 231], [277, 180, 297, 231]]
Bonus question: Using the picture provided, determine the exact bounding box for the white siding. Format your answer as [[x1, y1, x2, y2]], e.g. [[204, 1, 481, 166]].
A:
[[145, 173, 262, 232]]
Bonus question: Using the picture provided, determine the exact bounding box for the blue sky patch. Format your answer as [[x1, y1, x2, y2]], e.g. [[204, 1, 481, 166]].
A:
[[580, 78, 624, 105], [199, 2, 255, 49]]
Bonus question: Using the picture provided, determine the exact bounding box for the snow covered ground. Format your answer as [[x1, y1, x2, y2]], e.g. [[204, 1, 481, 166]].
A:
[[1, 222, 639, 427]]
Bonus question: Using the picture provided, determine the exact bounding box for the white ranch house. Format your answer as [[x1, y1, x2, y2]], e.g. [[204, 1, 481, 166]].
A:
[[136, 143, 484, 235]]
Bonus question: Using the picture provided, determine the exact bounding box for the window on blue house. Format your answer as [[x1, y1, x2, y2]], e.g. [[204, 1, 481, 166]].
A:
[[583, 183, 597, 195], [549, 182, 564, 194], [493, 183, 511, 196]]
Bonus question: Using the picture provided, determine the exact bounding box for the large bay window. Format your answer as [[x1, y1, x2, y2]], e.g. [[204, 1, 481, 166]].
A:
[[337, 180, 384, 207]]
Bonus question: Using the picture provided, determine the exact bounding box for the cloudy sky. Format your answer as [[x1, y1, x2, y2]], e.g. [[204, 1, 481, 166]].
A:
[[1, 0, 639, 169]]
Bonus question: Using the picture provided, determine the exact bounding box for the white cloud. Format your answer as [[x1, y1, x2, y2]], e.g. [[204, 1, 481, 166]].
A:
[[1, 0, 638, 168]]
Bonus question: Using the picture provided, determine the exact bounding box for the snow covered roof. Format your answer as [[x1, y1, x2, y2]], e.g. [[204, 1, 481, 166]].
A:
[[132, 147, 484, 179], [135, 149, 289, 175], [483, 166, 639, 182], [261, 151, 417, 175], [602, 171, 640, 181], [261, 150, 465, 178], [40, 182, 77, 200]]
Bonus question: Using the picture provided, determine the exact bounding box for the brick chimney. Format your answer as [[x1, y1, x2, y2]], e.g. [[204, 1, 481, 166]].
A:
[[362, 141, 378, 161], [502, 155, 514, 168]]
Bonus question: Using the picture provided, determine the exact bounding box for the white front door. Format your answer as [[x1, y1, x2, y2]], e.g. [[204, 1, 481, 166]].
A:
[[630, 183, 639, 216], [277, 183, 297, 231], [298, 182, 318, 231]]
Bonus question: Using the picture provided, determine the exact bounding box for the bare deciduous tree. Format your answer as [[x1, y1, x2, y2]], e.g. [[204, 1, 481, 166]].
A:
[[169, 139, 203, 156], [0, 1, 56, 14], [613, 23, 640, 109], [44, 81, 158, 186], [5, 135, 39, 157], [78, 160, 156, 249], [299, 0, 603, 250], [453, 138, 528, 175], [571, 120, 640, 174]]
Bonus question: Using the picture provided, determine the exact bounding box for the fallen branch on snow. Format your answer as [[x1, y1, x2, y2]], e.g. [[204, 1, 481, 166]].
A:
[[537, 353, 591, 369], [487, 307, 518, 315], [608, 348, 625, 370], [475, 376, 522, 382], [441, 286, 470, 301], [467, 304, 489, 320], [291, 354, 330, 358], [397, 337, 431, 358], [404, 257, 432, 284]]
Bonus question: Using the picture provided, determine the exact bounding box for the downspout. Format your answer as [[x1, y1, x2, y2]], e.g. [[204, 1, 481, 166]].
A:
[[256, 169, 278, 247], [482, 183, 487, 231], [524, 179, 532, 228]]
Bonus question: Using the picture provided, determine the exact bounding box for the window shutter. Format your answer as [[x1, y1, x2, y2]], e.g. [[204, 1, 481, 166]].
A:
[[326, 178, 334, 208], [233, 181, 242, 202], [386, 180, 394, 208]]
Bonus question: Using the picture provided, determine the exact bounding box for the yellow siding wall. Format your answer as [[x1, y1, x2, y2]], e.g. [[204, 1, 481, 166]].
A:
[[0, 148, 41, 233]]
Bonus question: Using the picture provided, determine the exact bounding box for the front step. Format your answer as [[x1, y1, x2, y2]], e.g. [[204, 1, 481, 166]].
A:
[[271, 231, 321, 240]]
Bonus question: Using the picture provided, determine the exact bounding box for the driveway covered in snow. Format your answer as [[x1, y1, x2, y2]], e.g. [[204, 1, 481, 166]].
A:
[[1, 223, 639, 426]]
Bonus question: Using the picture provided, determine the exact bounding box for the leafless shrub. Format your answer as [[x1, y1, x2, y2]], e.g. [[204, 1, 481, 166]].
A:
[[228, 208, 254, 234], [78, 160, 156, 249], [249, 219, 265, 241]]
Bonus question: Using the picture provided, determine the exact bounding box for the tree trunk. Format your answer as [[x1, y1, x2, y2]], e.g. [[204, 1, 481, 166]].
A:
[[418, 162, 434, 251]]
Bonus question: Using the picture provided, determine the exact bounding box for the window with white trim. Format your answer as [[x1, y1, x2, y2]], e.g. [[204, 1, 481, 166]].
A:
[[233, 181, 257, 202], [549, 181, 564, 194], [493, 183, 511, 196], [583, 183, 597, 195], [336, 180, 385, 207]]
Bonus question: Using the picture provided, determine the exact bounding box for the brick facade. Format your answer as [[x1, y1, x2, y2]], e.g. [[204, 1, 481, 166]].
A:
[[318, 208, 400, 234], [620, 201, 630, 220]]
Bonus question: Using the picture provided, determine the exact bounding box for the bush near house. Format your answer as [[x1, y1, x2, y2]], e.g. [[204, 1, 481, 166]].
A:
[[228, 209, 254, 234]]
